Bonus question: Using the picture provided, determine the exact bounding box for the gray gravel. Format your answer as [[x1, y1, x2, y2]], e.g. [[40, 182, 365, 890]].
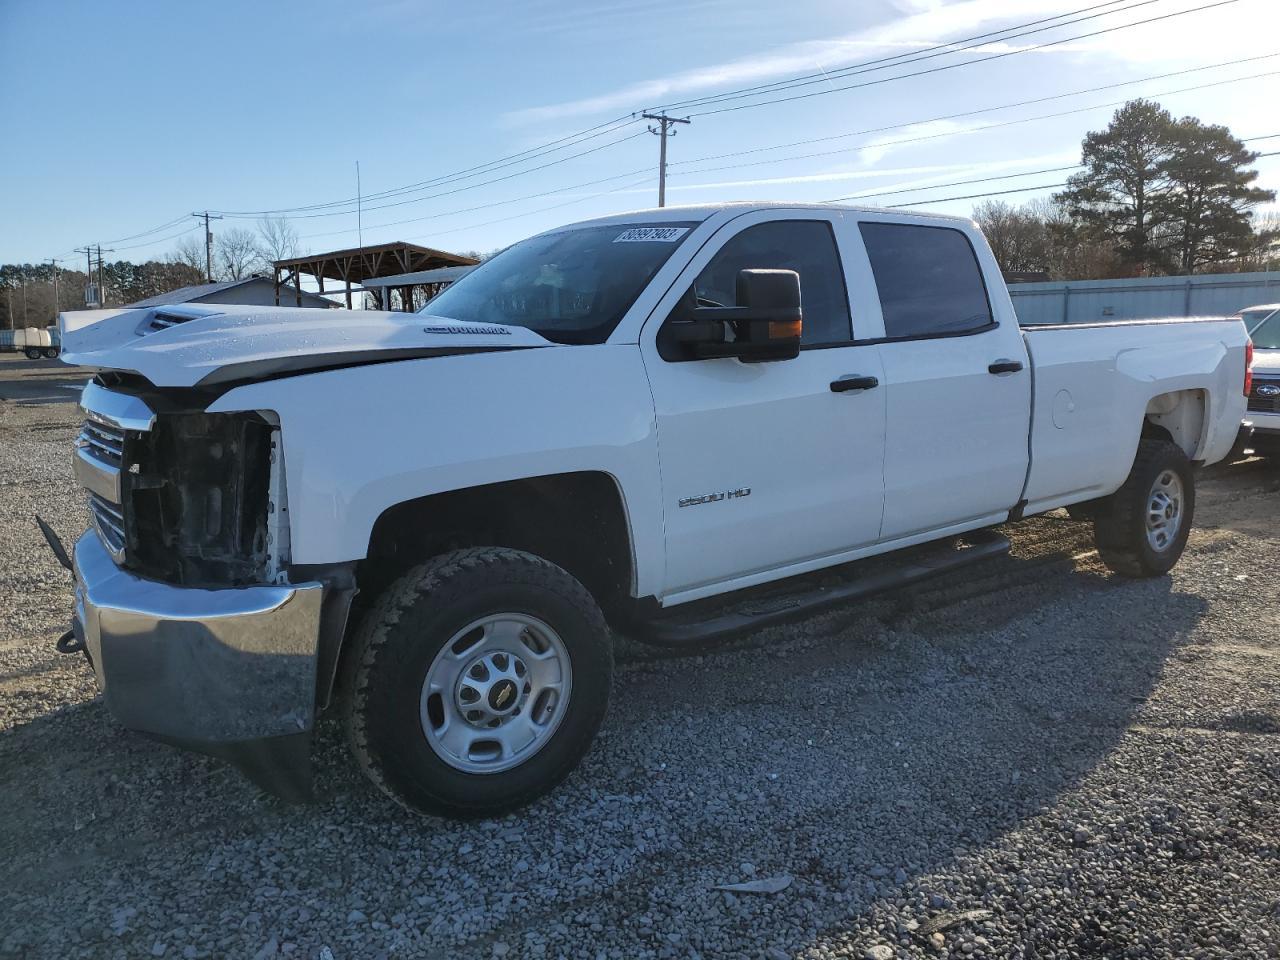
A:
[[2, 356, 1279, 959]]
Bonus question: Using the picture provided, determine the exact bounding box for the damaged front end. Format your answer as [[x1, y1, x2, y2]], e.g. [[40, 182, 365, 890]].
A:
[[66, 377, 350, 799]]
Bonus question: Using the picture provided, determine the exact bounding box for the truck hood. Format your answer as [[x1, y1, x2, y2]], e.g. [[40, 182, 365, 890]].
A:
[[58, 304, 552, 388]]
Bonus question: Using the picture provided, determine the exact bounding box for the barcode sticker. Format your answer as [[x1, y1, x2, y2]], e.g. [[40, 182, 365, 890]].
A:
[[613, 226, 689, 243]]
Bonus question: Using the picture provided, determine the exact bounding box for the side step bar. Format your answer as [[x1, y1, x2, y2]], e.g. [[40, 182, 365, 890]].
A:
[[631, 530, 1011, 648]]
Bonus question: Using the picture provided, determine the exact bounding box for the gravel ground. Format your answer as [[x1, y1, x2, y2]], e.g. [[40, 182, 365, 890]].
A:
[[2, 358, 1279, 960]]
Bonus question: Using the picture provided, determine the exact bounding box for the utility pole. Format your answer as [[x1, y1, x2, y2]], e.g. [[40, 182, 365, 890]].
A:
[[48, 258, 61, 320], [642, 113, 690, 208], [191, 211, 223, 282], [96, 245, 105, 308], [356, 160, 364, 252], [76, 247, 95, 306]]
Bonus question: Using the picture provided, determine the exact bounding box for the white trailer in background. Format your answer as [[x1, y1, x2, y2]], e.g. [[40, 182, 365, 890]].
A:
[[0, 326, 60, 359]]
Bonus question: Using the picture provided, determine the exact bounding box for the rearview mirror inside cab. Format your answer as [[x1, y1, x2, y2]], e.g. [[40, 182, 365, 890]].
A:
[[661, 268, 803, 363]]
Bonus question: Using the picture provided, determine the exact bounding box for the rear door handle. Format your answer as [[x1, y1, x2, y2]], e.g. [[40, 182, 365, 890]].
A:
[[988, 359, 1024, 374], [830, 375, 879, 393]]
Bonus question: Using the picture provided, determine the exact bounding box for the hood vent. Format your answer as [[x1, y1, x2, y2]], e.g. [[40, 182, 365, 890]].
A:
[[145, 310, 194, 333], [135, 305, 219, 337]]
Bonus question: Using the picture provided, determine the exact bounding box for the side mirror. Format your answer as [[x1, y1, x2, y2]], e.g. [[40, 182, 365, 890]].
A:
[[667, 268, 802, 362]]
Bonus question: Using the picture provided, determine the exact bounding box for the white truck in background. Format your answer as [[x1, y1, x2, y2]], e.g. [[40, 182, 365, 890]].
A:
[[52, 202, 1250, 818], [1235, 304, 1280, 456]]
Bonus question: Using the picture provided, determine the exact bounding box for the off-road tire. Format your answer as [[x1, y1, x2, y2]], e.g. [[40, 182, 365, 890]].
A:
[[1093, 438, 1194, 578], [345, 547, 612, 818]]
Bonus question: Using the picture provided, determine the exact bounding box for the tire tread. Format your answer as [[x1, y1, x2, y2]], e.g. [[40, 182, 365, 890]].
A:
[[1092, 438, 1193, 578], [345, 547, 610, 818]]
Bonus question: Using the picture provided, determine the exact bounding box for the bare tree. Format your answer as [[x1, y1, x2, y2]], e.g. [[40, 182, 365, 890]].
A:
[[170, 235, 208, 274], [217, 228, 263, 280], [256, 216, 300, 266]]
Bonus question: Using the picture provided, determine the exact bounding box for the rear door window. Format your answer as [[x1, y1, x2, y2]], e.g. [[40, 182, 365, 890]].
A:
[[858, 222, 993, 339]]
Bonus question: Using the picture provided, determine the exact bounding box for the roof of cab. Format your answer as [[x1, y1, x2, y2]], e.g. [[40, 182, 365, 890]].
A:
[[555, 200, 975, 231]]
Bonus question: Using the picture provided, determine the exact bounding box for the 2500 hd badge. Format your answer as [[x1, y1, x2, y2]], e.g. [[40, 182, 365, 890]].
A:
[[679, 487, 752, 508]]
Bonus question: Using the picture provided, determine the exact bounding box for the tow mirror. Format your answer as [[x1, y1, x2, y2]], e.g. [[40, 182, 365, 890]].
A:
[[668, 268, 802, 362]]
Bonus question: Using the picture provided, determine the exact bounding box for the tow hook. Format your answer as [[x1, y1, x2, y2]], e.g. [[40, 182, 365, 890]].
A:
[[55, 628, 86, 656], [34, 514, 73, 572], [35, 517, 87, 659]]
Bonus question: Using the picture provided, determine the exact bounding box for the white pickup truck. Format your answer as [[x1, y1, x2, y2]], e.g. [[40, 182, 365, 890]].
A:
[[54, 202, 1250, 818], [1237, 304, 1280, 455]]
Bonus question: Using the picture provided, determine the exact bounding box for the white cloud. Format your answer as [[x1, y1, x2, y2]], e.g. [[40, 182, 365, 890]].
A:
[[503, 0, 1106, 125], [503, 0, 1275, 127]]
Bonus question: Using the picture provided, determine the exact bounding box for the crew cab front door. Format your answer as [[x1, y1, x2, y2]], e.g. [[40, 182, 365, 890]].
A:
[[640, 211, 888, 602]]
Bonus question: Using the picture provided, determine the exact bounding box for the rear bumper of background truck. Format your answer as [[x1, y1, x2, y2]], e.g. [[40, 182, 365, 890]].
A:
[[71, 529, 325, 798]]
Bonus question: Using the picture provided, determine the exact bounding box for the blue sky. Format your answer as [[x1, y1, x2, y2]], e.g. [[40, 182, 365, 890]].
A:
[[2, 0, 1278, 269]]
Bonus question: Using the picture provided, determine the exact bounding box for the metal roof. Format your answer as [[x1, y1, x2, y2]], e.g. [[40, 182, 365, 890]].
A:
[[361, 265, 477, 289], [273, 242, 479, 284], [126, 275, 332, 308]]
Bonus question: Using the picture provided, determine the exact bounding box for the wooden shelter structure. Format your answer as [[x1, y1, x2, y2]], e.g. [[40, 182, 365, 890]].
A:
[[273, 242, 479, 309]]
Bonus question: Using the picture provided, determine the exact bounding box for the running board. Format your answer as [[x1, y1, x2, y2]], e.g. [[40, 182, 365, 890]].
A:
[[631, 530, 1011, 647]]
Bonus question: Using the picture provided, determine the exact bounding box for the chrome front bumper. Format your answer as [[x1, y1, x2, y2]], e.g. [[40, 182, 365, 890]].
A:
[[72, 529, 324, 796]]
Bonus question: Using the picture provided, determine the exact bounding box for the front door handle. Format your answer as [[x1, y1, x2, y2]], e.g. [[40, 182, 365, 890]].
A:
[[830, 375, 879, 393], [988, 359, 1024, 374]]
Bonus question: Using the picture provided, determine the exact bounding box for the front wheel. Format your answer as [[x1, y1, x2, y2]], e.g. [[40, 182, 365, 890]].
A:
[[1093, 438, 1195, 578], [346, 547, 612, 818], [43, 347, 59, 359]]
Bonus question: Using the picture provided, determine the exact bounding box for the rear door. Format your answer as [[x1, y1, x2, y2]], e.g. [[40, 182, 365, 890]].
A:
[[856, 218, 1031, 540], [639, 210, 888, 600]]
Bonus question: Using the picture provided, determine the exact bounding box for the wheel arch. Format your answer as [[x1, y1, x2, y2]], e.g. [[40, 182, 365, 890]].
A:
[[360, 470, 637, 621], [1143, 388, 1208, 462]]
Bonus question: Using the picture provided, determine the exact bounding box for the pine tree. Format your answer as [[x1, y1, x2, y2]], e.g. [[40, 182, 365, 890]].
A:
[[1161, 118, 1274, 273]]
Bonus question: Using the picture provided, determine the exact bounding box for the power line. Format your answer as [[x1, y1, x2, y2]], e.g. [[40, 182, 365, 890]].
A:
[[668, 52, 1280, 171], [407, 173, 658, 243], [211, 116, 641, 217], [98, 215, 193, 245], [669, 67, 1280, 183], [829, 165, 1083, 203], [875, 151, 1280, 208], [110, 224, 202, 253], [217, 129, 649, 221], [298, 165, 650, 241], [827, 136, 1280, 204], [653, 0, 1160, 113], [685, 0, 1244, 118], [262, 54, 1280, 243]]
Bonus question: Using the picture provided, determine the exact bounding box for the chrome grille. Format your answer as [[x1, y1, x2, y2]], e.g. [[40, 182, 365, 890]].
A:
[[89, 493, 126, 558], [1249, 379, 1280, 414], [76, 383, 157, 565], [79, 418, 125, 466]]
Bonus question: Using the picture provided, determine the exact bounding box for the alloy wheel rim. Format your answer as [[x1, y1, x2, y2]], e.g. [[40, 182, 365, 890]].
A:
[[1145, 469, 1184, 552], [419, 613, 572, 774]]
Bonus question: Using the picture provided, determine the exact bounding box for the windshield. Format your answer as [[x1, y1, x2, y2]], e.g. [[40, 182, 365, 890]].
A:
[[419, 222, 698, 344], [1251, 311, 1280, 350]]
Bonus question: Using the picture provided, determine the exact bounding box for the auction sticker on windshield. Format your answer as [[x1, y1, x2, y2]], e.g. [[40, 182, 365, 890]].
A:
[[614, 226, 689, 243]]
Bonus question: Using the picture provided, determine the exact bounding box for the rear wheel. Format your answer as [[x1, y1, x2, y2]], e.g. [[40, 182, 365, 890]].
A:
[[1093, 439, 1194, 578], [24, 347, 41, 360], [346, 547, 612, 818]]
